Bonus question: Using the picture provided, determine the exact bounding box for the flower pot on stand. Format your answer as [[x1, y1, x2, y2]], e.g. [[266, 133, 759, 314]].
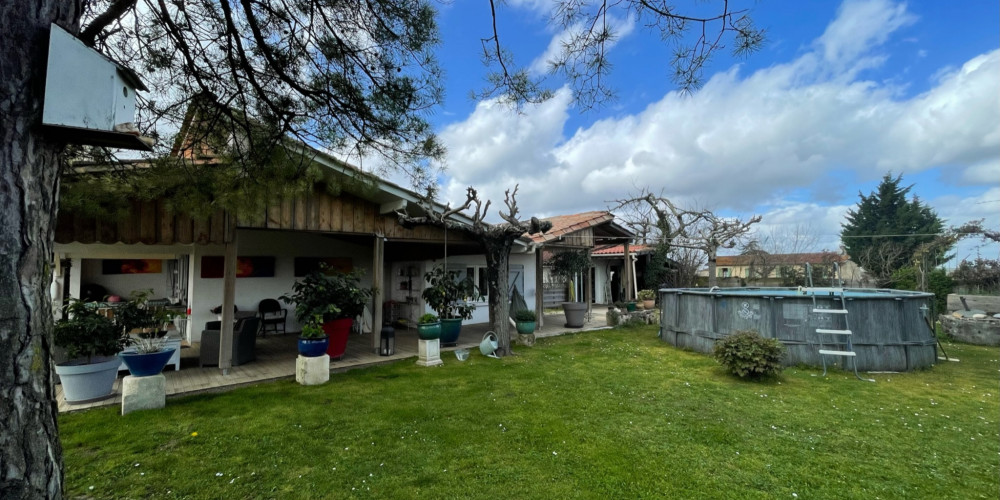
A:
[[439, 318, 463, 346], [562, 302, 587, 328], [119, 349, 177, 377], [322, 318, 353, 359], [642, 299, 655, 310], [298, 336, 330, 357], [417, 321, 441, 340]]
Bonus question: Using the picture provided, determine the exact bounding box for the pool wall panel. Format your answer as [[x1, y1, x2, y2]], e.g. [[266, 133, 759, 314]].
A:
[[658, 288, 936, 372]]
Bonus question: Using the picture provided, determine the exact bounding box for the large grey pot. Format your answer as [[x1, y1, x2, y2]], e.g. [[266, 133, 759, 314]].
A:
[[562, 302, 588, 328], [55, 356, 120, 403]]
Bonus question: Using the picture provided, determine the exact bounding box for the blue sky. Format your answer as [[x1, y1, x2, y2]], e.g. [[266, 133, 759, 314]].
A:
[[421, 0, 999, 264]]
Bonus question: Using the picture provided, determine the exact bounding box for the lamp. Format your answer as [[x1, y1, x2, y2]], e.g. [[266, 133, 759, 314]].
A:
[[380, 324, 395, 356]]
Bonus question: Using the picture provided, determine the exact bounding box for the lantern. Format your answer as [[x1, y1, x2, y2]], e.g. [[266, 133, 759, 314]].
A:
[[380, 324, 395, 356]]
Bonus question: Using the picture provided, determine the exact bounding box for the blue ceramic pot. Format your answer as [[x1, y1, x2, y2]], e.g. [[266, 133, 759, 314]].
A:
[[120, 349, 176, 377], [298, 336, 330, 357]]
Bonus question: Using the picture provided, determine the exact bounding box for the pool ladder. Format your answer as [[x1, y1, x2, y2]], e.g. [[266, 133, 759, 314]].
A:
[[804, 263, 874, 382]]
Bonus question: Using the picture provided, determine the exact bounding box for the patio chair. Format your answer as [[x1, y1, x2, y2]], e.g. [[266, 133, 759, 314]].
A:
[[257, 298, 287, 336], [199, 317, 260, 367]]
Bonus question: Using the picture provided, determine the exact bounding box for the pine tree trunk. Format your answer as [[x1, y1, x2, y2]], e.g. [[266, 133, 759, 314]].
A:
[[1, 3, 80, 498], [483, 236, 514, 356]]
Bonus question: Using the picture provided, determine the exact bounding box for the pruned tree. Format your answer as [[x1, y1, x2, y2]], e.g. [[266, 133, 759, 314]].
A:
[[397, 186, 550, 357], [611, 188, 761, 286]]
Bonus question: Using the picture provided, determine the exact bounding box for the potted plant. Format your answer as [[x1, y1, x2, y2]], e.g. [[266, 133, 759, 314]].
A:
[[637, 289, 656, 310], [422, 266, 481, 346], [114, 290, 177, 377], [297, 315, 330, 357], [53, 299, 131, 403], [282, 267, 372, 360], [548, 249, 591, 328], [417, 313, 441, 340], [514, 309, 537, 335]]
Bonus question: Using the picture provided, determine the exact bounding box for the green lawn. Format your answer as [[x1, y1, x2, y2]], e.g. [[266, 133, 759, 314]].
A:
[[60, 326, 999, 499]]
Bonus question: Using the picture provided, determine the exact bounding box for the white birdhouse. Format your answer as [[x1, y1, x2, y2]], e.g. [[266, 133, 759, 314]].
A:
[[42, 24, 153, 151]]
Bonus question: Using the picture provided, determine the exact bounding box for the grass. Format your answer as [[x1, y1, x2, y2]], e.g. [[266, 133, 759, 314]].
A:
[[60, 326, 999, 499]]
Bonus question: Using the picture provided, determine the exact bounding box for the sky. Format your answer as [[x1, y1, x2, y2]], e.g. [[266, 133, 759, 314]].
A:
[[420, 0, 999, 265]]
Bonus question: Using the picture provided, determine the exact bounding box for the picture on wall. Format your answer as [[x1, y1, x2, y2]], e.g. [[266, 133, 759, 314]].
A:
[[200, 256, 276, 278], [294, 257, 352, 277], [102, 259, 162, 275]]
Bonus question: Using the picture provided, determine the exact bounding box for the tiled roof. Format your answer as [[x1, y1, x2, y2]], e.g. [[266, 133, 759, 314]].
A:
[[592, 243, 654, 256], [528, 211, 615, 244], [715, 252, 848, 266]]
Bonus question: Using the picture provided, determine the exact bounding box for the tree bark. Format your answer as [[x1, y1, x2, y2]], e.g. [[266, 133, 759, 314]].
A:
[[483, 235, 514, 356], [1, 3, 81, 498]]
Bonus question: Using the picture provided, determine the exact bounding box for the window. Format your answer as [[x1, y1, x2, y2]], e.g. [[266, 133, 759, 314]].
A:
[[719, 267, 731, 278]]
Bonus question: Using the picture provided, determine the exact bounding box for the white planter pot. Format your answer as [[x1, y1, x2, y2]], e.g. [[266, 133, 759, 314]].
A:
[[55, 356, 120, 403]]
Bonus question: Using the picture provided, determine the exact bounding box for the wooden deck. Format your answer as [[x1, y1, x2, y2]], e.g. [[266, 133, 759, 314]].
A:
[[57, 309, 612, 413]]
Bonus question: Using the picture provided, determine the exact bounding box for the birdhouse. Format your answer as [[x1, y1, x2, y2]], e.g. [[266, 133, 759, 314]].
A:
[[41, 24, 154, 151]]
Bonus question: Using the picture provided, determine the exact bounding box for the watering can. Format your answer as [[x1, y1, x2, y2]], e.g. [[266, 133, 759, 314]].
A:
[[480, 331, 499, 357]]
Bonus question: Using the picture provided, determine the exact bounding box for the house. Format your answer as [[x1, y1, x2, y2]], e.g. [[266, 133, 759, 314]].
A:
[[52, 145, 542, 370], [527, 211, 635, 312], [698, 252, 868, 287]]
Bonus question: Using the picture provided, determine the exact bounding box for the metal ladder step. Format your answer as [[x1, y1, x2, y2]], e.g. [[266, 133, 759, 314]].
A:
[[816, 328, 852, 335], [813, 308, 848, 314], [819, 349, 856, 357]]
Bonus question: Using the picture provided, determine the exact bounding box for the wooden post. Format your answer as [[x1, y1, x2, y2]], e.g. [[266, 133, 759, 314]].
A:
[[535, 248, 544, 327], [584, 249, 593, 318], [372, 233, 385, 353], [623, 242, 633, 301], [219, 218, 237, 374]]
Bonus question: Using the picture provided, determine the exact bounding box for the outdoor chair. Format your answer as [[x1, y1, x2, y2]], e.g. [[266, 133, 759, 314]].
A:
[[257, 298, 287, 336], [199, 317, 260, 367]]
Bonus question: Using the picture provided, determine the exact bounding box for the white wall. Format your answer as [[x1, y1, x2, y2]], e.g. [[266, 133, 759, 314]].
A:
[[417, 252, 538, 325], [188, 229, 375, 340]]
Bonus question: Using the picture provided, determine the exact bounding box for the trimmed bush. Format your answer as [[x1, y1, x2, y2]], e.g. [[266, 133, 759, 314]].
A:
[[513, 309, 537, 322], [713, 330, 785, 379]]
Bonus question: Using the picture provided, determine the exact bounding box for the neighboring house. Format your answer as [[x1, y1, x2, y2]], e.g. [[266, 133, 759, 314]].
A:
[[52, 145, 540, 365], [698, 252, 868, 287], [527, 211, 634, 309]]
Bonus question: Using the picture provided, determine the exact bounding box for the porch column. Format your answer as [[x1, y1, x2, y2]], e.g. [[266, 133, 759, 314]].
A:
[[372, 233, 385, 353], [219, 222, 237, 373], [584, 249, 593, 318], [535, 248, 544, 327], [623, 242, 633, 301]]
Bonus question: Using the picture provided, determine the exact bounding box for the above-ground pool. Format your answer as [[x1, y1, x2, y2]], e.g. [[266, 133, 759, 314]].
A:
[[658, 287, 937, 372]]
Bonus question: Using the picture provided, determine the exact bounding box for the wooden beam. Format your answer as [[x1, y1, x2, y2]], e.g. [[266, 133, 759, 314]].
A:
[[218, 221, 237, 373], [536, 249, 545, 327], [623, 242, 633, 301], [585, 249, 593, 318], [372, 233, 385, 353]]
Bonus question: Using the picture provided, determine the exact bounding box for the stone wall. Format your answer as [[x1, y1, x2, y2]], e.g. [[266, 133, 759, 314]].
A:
[[940, 315, 1000, 346]]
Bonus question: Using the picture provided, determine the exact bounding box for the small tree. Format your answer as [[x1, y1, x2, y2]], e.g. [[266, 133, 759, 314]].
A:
[[548, 249, 592, 302]]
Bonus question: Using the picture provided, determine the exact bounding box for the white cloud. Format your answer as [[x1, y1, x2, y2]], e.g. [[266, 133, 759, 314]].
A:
[[816, 0, 916, 76], [435, 0, 998, 260]]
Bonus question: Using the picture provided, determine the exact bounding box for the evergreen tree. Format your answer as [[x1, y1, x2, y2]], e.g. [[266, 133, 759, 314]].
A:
[[841, 173, 947, 286]]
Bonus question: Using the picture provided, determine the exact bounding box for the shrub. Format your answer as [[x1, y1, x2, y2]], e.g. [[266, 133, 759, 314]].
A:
[[513, 309, 536, 322], [713, 330, 785, 379], [418, 313, 439, 324], [637, 289, 656, 301]]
